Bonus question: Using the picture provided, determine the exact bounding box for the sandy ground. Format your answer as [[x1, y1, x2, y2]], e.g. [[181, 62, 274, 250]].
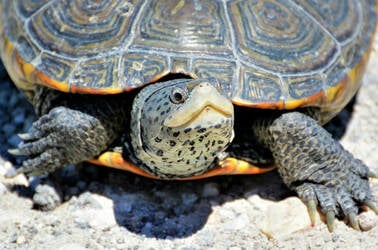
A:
[[0, 26, 378, 250]]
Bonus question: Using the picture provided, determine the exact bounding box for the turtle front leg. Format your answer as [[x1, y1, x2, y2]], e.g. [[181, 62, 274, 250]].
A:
[[9, 89, 129, 176], [255, 112, 377, 231]]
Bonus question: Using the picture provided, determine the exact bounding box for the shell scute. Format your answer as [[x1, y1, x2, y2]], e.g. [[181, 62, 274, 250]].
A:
[[0, 0, 376, 112]]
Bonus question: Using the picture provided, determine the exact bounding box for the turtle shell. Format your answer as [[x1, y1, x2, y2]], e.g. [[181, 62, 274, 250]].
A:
[[0, 0, 376, 114]]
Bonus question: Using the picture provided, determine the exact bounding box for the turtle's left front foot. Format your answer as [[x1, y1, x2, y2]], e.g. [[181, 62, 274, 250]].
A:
[[267, 112, 377, 232]]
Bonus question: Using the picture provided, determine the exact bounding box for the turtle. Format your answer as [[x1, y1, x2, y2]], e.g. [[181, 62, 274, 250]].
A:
[[0, 0, 377, 232]]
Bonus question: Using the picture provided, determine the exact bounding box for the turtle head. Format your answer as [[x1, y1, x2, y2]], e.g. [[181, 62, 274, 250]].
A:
[[130, 78, 234, 178]]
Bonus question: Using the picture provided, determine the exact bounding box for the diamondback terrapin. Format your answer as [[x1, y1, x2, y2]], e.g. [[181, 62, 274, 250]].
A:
[[0, 0, 377, 232]]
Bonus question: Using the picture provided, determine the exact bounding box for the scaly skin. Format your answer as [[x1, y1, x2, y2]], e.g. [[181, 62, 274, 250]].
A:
[[129, 79, 234, 178], [253, 111, 376, 231], [10, 86, 131, 176]]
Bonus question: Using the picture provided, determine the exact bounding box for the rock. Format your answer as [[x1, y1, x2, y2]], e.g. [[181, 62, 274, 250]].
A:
[[181, 192, 198, 206], [72, 194, 116, 231], [74, 192, 103, 210], [2, 166, 29, 187], [224, 213, 250, 231], [33, 184, 62, 211], [201, 182, 220, 198], [248, 195, 321, 239], [217, 207, 236, 221], [0, 183, 7, 195], [359, 210, 378, 231], [16, 235, 26, 245], [4, 165, 18, 179], [73, 217, 90, 230], [0, 160, 12, 176], [141, 222, 153, 236]]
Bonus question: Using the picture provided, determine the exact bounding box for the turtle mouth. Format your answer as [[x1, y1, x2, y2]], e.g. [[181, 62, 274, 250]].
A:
[[175, 105, 233, 130], [164, 82, 234, 128]]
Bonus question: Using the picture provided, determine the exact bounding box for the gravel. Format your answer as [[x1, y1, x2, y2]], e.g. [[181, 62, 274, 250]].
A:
[[0, 33, 378, 249]]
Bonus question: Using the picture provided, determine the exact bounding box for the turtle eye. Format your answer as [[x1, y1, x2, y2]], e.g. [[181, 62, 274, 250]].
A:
[[170, 87, 188, 104]]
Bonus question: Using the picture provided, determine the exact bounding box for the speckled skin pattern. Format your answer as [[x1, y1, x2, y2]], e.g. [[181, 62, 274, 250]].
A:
[[129, 79, 234, 178]]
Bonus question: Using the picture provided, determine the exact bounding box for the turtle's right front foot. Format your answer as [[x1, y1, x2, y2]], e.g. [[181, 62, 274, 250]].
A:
[[9, 106, 110, 176]]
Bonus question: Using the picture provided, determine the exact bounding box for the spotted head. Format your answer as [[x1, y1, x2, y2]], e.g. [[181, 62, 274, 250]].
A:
[[130, 78, 234, 178]]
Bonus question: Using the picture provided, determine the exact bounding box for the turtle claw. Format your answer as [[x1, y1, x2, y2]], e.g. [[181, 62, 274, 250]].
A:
[[8, 148, 25, 156], [8, 106, 116, 176], [326, 211, 335, 232], [348, 213, 360, 231], [18, 133, 35, 141], [363, 200, 378, 214], [367, 170, 378, 178], [307, 200, 317, 226], [16, 167, 26, 175]]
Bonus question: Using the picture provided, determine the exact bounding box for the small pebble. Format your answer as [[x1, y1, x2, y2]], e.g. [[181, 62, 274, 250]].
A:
[[141, 222, 153, 236], [33, 184, 62, 211], [115, 199, 132, 213], [224, 213, 250, 230], [359, 211, 377, 231], [255, 197, 319, 239], [16, 235, 26, 244], [4, 165, 18, 178], [0, 183, 7, 194], [3, 161, 13, 171], [74, 218, 90, 230], [202, 182, 220, 197], [76, 192, 102, 209], [181, 192, 198, 206], [0, 160, 12, 176]]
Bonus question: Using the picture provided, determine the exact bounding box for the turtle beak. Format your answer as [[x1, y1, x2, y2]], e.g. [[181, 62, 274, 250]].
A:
[[164, 82, 234, 128]]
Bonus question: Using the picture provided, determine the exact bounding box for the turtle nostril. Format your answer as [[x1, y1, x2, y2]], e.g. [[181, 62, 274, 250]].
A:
[[199, 82, 210, 88]]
